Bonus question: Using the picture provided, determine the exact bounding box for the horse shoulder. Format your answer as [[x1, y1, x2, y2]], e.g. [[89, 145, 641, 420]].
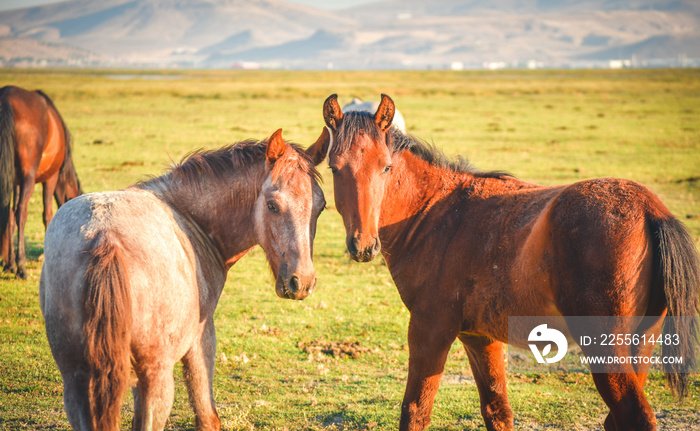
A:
[[168, 206, 228, 309]]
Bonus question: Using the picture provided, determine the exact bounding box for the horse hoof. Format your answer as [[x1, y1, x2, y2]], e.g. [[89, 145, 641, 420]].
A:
[[3, 264, 16, 274], [15, 268, 27, 279]]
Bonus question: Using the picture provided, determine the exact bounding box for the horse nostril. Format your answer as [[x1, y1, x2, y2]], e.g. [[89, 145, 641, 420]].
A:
[[373, 236, 380, 251], [289, 275, 300, 293], [347, 237, 358, 255]]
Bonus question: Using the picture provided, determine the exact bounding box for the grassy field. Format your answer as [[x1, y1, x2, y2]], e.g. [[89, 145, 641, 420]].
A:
[[0, 68, 699, 430]]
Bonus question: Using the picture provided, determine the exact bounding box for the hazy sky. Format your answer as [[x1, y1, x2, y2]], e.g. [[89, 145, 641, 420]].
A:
[[0, 0, 377, 12]]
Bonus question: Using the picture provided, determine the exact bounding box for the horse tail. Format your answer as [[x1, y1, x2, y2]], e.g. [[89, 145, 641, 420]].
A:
[[83, 231, 132, 430], [0, 89, 15, 233], [649, 215, 700, 397], [36, 90, 81, 197]]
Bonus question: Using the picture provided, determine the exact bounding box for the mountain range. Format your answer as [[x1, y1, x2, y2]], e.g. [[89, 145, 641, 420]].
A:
[[1, 0, 698, 69]]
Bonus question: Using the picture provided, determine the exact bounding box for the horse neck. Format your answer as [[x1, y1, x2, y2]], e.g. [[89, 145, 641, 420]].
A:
[[379, 152, 530, 264], [379, 151, 541, 269], [147, 164, 266, 268], [379, 151, 470, 256], [57, 154, 81, 196]]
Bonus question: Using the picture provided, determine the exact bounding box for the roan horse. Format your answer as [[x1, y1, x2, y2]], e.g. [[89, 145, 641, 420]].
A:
[[308, 94, 700, 431], [0, 85, 82, 278], [40, 129, 326, 431]]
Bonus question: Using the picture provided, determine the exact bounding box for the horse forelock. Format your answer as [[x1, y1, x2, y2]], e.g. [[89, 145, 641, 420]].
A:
[[269, 142, 322, 185], [330, 111, 382, 157]]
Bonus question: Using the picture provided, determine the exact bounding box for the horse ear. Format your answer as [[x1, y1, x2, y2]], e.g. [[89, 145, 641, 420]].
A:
[[306, 127, 330, 166], [266, 128, 286, 164], [374, 93, 395, 133], [323, 94, 343, 131]]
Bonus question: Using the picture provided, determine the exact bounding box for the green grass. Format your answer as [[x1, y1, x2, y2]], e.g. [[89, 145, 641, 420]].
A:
[[0, 68, 699, 430]]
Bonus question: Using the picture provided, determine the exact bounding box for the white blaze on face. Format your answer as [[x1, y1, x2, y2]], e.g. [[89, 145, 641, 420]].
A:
[[255, 169, 314, 278]]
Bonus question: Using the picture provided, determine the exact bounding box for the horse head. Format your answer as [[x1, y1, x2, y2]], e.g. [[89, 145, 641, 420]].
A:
[[308, 94, 396, 262], [255, 129, 326, 300]]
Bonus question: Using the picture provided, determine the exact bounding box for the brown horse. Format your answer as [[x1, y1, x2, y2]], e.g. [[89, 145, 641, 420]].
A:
[[40, 129, 326, 431], [0, 85, 82, 278], [308, 94, 700, 431]]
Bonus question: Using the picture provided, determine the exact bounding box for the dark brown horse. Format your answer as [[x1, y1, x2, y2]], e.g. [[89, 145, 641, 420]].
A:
[[308, 94, 700, 431], [0, 85, 82, 278]]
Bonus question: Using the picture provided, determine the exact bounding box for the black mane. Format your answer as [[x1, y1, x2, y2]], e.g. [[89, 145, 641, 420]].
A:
[[338, 111, 512, 180]]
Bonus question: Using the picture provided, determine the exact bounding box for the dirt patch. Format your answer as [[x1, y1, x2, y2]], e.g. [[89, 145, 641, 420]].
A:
[[299, 339, 371, 360], [120, 160, 145, 167], [441, 373, 474, 385], [675, 176, 700, 184]]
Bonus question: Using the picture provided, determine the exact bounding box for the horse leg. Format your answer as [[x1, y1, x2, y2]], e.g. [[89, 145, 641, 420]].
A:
[[592, 370, 655, 431], [3, 186, 17, 274], [0, 214, 10, 272], [599, 315, 664, 431], [132, 362, 175, 431], [14, 177, 35, 279], [61, 366, 93, 431], [399, 310, 460, 431], [46, 318, 92, 430], [42, 175, 58, 230], [571, 317, 656, 431], [132, 383, 144, 430], [459, 335, 513, 431], [182, 318, 221, 431]]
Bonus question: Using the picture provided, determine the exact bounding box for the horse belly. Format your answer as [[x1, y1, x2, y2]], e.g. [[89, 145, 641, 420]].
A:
[[458, 195, 562, 340], [34, 109, 65, 182]]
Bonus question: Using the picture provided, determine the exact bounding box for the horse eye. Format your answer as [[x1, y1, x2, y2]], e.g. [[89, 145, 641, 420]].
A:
[[382, 165, 392, 174], [329, 166, 339, 175], [267, 201, 278, 213]]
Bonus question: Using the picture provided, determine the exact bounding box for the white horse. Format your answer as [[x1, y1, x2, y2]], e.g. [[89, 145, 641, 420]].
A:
[[342, 97, 406, 132], [40, 129, 326, 431]]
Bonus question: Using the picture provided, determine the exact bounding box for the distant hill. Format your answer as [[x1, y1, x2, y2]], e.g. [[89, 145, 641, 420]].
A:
[[0, 0, 698, 68]]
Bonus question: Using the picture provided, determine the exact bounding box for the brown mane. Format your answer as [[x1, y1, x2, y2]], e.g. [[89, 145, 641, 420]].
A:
[[172, 139, 321, 183], [141, 139, 321, 204]]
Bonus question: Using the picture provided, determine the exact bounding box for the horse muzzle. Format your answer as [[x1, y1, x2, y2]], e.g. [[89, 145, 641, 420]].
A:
[[347, 234, 381, 262], [275, 273, 317, 300]]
